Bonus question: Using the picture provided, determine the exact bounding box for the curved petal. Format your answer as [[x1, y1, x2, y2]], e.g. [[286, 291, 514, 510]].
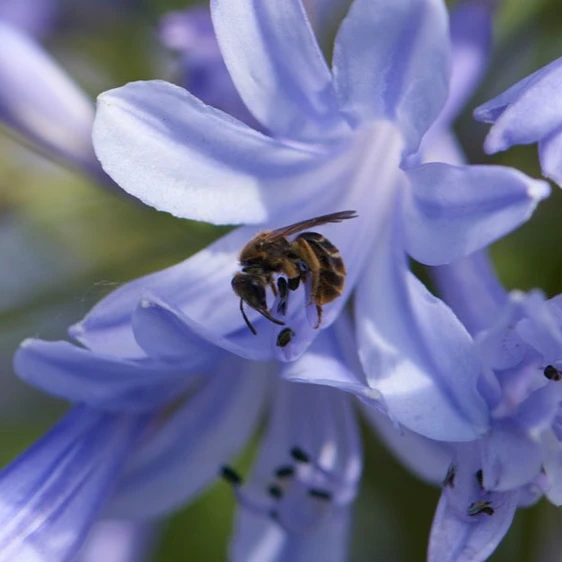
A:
[[428, 445, 520, 562], [230, 382, 360, 562], [428, 487, 518, 562], [210, 0, 347, 142], [332, 0, 449, 153], [474, 57, 562, 153], [403, 163, 550, 265], [132, 295, 274, 361], [356, 214, 489, 441], [431, 251, 508, 336], [94, 80, 345, 225], [106, 359, 268, 518], [361, 404, 453, 485], [479, 422, 542, 492], [0, 407, 145, 562], [14, 339, 212, 413], [0, 22, 109, 185]]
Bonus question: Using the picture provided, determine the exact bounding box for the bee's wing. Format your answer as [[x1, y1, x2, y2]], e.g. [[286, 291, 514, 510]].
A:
[[267, 210, 358, 240]]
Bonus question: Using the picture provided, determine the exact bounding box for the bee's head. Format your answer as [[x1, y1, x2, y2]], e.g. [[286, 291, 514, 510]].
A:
[[231, 273, 267, 311]]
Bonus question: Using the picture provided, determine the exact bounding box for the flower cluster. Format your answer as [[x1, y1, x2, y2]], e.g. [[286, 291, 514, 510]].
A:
[[1, 0, 562, 561]]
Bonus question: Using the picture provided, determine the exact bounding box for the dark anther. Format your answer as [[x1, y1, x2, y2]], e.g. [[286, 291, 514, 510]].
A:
[[476, 469, 484, 488], [276, 327, 295, 348], [275, 465, 295, 479], [442, 464, 456, 488], [268, 484, 284, 499], [290, 446, 311, 463], [308, 488, 332, 501], [544, 365, 562, 381], [467, 501, 494, 517], [220, 465, 243, 486]]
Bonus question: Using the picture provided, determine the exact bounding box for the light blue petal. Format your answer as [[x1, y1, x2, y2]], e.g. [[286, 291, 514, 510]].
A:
[[361, 404, 453, 485], [281, 316, 370, 398], [428, 488, 518, 562], [0, 407, 144, 562], [77, 520, 158, 562], [14, 339, 210, 412], [479, 422, 542, 492], [94, 80, 341, 225], [106, 359, 268, 518], [0, 0, 59, 37], [231, 382, 359, 562], [332, 0, 449, 153], [432, 251, 508, 336], [474, 57, 562, 153], [131, 295, 273, 361], [356, 217, 489, 441], [210, 0, 347, 142], [403, 163, 550, 265], [0, 22, 110, 186]]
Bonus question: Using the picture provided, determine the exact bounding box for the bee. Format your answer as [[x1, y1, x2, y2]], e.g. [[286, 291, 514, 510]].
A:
[[231, 210, 357, 335]]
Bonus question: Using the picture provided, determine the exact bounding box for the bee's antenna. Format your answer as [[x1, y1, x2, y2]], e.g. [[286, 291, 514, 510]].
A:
[[240, 299, 258, 336], [257, 309, 286, 327]]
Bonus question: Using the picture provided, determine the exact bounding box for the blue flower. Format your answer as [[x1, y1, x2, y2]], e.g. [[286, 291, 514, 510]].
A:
[[91, 0, 548, 440], [474, 55, 562, 186], [2, 0, 554, 560]]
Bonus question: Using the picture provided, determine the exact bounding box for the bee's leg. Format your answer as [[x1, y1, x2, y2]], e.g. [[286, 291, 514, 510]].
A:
[[287, 276, 300, 291], [314, 305, 322, 329], [277, 277, 289, 316]]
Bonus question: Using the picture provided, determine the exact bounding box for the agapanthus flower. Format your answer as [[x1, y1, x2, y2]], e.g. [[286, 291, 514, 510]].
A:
[[474, 54, 562, 187], [91, 0, 548, 439], [2, 0, 554, 560]]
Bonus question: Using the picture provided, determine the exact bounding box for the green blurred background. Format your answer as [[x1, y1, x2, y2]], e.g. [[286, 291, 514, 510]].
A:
[[1, 0, 561, 560]]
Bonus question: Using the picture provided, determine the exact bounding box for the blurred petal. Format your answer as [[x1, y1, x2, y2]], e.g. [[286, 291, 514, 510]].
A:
[[211, 0, 347, 142], [107, 359, 268, 517], [403, 163, 550, 265], [231, 382, 360, 562], [14, 339, 210, 413], [0, 0, 59, 37], [432, 251, 508, 336], [474, 57, 562, 153], [0, 407, 144, 562], [435, 1, 493, 127], [361, 405, 453, 485], [356, 217, 489, 441], [94, 80, 347, 224], [0, 22, 109, 184], [158, 7, 258, 127], [77, 520, 158, 562], [332, 0, 449, 152]]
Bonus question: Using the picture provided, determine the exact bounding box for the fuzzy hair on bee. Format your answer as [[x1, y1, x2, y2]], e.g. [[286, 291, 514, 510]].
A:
[[231, 210, 357, 335]]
